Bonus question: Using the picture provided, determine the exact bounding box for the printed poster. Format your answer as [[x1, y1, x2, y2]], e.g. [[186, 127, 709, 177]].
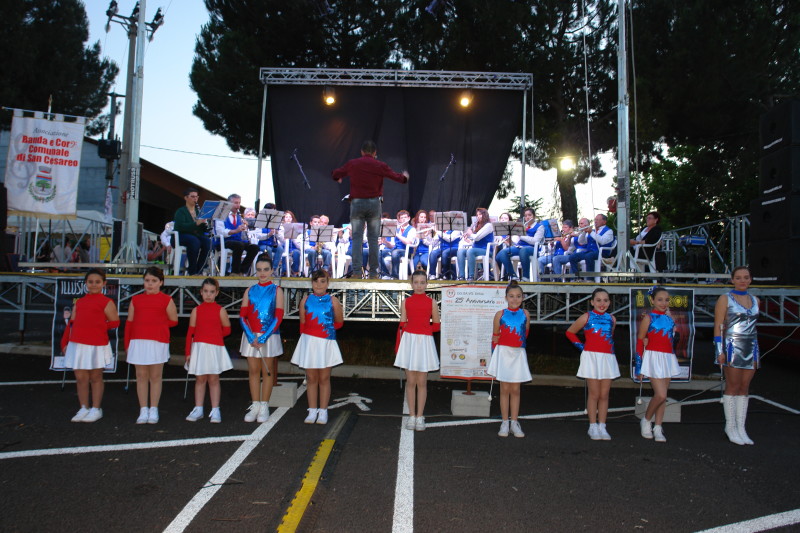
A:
[[4, 112, 85, 218], [440, 285, 507, 380], [51, 278, 120, 373], [629, 287, 695, 382]]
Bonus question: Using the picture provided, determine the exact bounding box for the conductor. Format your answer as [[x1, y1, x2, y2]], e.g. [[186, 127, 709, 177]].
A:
[[332, 140, 409, 279]]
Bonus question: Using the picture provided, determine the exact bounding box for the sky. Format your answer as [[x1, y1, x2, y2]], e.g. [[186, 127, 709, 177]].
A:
[[84, 0, 616, 221]]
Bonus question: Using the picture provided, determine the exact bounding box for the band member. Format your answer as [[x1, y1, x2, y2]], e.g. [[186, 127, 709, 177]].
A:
[[380, 210, 416, 279], [215, 194, 260, 276]]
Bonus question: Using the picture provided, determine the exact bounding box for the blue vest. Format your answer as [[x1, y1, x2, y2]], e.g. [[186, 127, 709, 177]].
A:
[[394, 225, 413, 251], [440, 231, 460, 250], [223, 213, 248, 244], [472, 227, 493, 250]]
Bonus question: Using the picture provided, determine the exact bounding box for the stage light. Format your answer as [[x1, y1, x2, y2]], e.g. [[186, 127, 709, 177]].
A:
[[560, 157, 577, 171], [323, 87, 336, 106], [459, 91, 473, 108]]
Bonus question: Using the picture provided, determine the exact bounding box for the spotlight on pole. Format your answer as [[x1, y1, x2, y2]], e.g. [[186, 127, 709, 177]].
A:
[[148, 8, 164, 41], [560, 157, 577, 172], [323, 87, 336, 106], [130, 1, 139, 19], [105, 0, 118, 32], [459, 90, 473, 108]]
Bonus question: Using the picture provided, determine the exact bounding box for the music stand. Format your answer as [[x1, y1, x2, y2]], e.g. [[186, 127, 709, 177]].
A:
[[493, 221, 524, 238], [282, 222, 306, 276], [310, 225, 335, 246], [256, 209, 285, 231], [435, 211, 467, 233], [198, 200, 234, 221], [381, 219, 398, 240]]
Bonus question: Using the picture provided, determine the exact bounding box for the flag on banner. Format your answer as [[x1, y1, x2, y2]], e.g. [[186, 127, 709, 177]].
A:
[[3, 110, 86, 219]]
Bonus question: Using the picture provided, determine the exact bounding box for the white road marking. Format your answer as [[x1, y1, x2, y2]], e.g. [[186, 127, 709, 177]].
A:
[[163, 407, 289, 533], [694, 508, 800, 532], [0, 377, 305, 386], [329, 392, 373, 411], [392, 399, 414, 533], [0, 435, 251, 460]]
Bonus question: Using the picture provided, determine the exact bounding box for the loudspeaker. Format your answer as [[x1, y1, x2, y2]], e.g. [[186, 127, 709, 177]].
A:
[[749, 194, 800, 241], [760, 145, 800, 196], [760, 99, 800, 153], [749, 239, 800, 285]]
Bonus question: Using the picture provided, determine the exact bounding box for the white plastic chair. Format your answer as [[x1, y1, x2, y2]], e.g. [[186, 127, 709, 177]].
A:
[[632, 235, 664, 273], [335, 242, 352, 278], [209, 232, 231, 276], [171, 231, 188, 275], [398, 241, 416, 280]]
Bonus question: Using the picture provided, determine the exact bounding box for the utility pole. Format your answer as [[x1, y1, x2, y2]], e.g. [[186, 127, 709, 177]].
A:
[[105, 1, 164, 261], [615, 0, 630, 268]]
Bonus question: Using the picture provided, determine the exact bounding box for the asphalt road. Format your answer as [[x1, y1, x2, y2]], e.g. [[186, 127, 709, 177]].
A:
[[1, 352, 798, 533]]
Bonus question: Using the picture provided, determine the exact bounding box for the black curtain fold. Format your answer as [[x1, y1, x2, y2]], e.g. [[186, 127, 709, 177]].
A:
[[267, 85, 522, 225]]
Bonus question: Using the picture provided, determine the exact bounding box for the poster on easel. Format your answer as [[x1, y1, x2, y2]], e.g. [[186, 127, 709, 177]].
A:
[[51, 278, 120, 373], [629, 287, 695, 383], [440, 285, 507, 379]]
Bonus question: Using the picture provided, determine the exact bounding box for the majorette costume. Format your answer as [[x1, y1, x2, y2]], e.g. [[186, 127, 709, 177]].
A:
[[487, 308, 532, 382], [239, 282, 283, 358], [185, 302, 233, 375], [61, 292, 120, 369], [394, 293, 440, 372], [291, 293, 343, 369]]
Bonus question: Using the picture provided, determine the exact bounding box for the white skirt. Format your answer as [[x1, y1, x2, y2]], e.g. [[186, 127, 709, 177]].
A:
[[65, 342, 112, 370], [240, 333, 283, 358], [641, 349, 681, 379], [127, 339, 170, 365], [291, 334, 343, 369], [394, 332, 439, 372], [487, 345, 532, 383], [188, 342, 233, 375], [577, 350, 621, 380]]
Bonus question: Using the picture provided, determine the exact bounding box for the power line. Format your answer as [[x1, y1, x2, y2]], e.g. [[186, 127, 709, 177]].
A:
[[140, 144, 260, 160]]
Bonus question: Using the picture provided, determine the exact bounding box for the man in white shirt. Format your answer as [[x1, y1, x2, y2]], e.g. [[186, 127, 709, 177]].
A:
[[214, 194, 260, 275]]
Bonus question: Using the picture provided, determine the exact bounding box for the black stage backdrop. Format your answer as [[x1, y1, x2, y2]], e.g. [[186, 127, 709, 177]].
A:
[[267, 85, 522, 225]]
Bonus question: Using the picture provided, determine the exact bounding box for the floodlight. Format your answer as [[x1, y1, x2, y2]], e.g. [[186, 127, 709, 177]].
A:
[[560, 157, 577, 171], [459, 91, 473, 108], [323, 87, 336, 106]]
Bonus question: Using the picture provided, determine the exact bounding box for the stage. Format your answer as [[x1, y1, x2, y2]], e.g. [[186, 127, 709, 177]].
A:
[[1, 271, 798, 330]]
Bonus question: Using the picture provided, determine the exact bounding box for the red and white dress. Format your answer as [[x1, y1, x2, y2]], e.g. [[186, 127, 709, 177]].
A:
[[394, 293, 439, 372], [126, 291, 175, 365], [63, 293, 116, 370], [576, 310, 620, 380], [186, 302, 233, 375], [487, 308, 532, 383], [291, 293, 343, 369]]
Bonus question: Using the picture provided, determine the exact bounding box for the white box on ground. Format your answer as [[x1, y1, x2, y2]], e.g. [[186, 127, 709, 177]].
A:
[[635, 396, 681, 423], [269, 382, 298, 408], [451, 390, 491, 417]]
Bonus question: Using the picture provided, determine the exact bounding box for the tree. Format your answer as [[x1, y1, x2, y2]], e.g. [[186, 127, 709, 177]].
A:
[[0, 0, 119, 135], [394, 0, 619, 223], [191, 0, 404, 153], [191, 0, 620, 222], [630, 0, 799, 221]]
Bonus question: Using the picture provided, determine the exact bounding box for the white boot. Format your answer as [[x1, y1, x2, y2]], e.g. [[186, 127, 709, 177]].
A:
[[735, 395, 754, 445], [723, 395, 745, 445]]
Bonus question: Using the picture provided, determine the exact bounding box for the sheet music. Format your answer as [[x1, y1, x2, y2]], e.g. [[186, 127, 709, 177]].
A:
[[493, 221, 524, 236], [256, 208, 285, 229], [198, 200, 234, 221], [436, 211, 467, 232]]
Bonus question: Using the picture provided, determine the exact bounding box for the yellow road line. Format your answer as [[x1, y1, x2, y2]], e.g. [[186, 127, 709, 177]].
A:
[[277, 412, 350, 532]]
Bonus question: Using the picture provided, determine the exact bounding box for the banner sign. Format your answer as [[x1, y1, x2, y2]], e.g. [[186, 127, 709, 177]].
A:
[[440, 285, 507, 380], [4, 112, 85, 218], [629, 287, 695, 382], [51, 278, 120, 373]]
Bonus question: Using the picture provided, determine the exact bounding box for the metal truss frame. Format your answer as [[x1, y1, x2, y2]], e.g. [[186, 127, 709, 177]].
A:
[[1, 275, 798, 332], [258, 68, 533, 90]]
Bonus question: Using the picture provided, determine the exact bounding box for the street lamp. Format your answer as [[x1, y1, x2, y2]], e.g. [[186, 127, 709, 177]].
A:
[[560, 156, 576, 172]]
